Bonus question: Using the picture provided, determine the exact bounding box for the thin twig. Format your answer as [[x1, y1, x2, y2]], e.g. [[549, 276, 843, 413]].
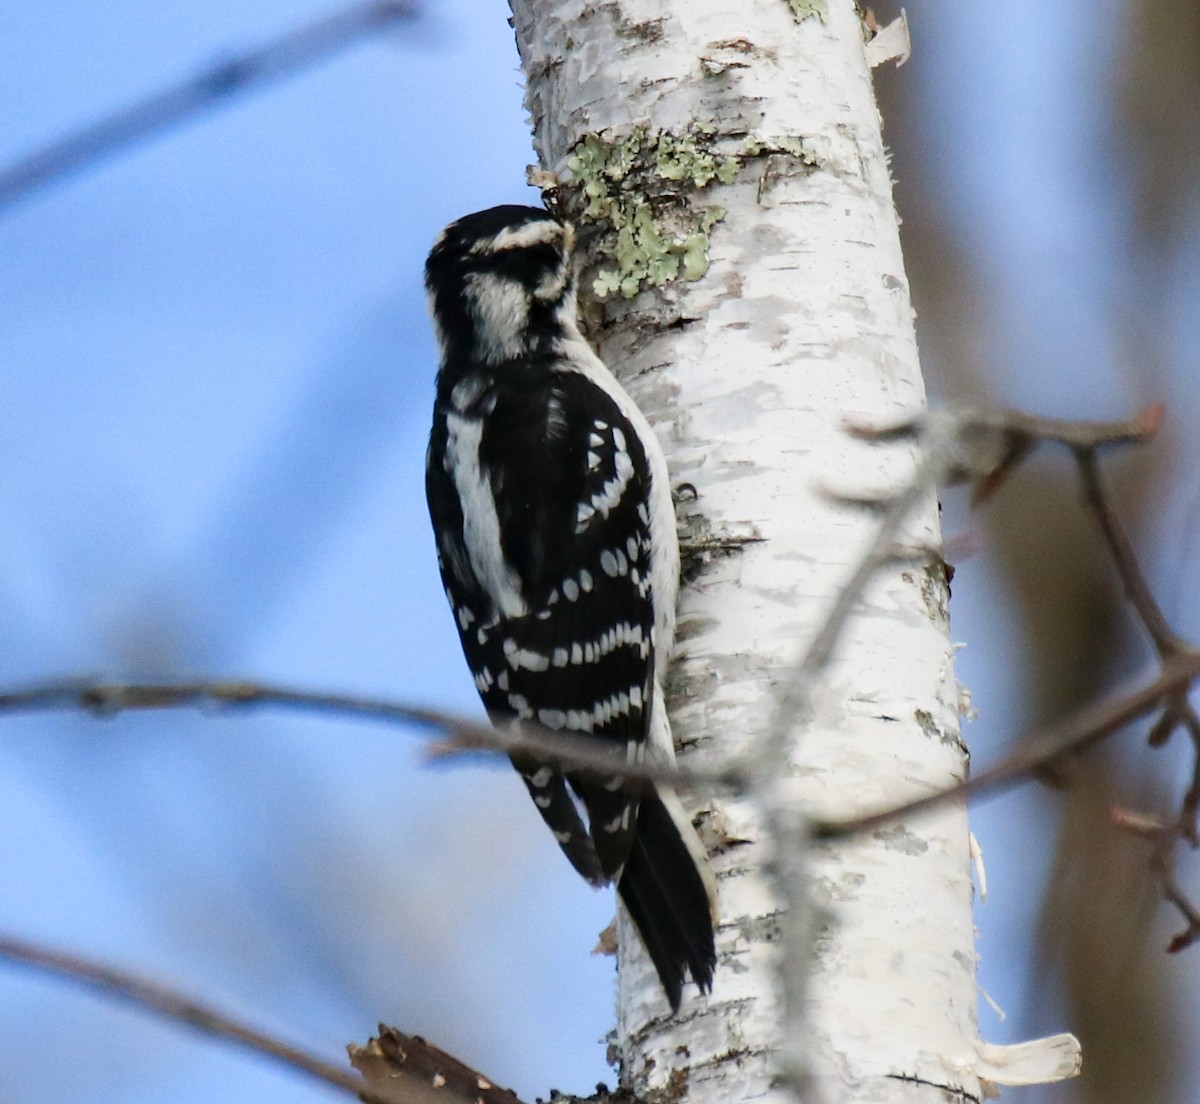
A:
[[848, 403, 1163, 504], [972, 404, 1164, 451], [0, 932, 403, 1104], [1113, 700, 1200, 949], [1073, 446, 1184, 657], [0, 1, 415, 213], [1060, 412, 1200, 944], [846, 404, 1162, 453], [0, 677, 478, 734], [1113, 796, 1200, 953], [1176, 710, 1200, 846], [829, 404, 1200, 946], [9, 648, 1193, 850], [1159, 861, 1200, 953], [0, 677, 739, 790]]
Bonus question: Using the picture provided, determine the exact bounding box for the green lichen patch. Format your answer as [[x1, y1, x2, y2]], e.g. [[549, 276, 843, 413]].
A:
[[563, 126, 820, 299], [566, 125, 736, 299], [681, 206, 726, 280], [653, 126, 740, 187], [776, 134, 819, 161], [787, 0, 827, 22]]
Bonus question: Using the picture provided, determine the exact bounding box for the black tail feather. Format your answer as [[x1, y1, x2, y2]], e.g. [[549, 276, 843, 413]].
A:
[[617, 790, 716, 1011]]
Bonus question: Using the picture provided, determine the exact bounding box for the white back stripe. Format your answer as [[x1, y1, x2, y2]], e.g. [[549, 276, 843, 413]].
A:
[[445, 411, 527, 618]]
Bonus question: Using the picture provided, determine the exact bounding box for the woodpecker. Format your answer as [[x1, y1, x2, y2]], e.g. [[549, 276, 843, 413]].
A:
[[424, 205, 716, 1009]]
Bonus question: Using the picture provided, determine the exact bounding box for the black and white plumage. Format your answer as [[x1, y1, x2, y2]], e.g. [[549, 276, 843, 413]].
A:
[[424, 205, 716, 1010]]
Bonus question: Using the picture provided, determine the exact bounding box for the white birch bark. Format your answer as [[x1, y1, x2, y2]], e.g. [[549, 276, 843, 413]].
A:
[[507, 3, 984, 1102]]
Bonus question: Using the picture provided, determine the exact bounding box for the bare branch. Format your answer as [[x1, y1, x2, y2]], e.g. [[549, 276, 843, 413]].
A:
[[970, 403, 1164, 451], [1113, 701, 1200, 950], [0, 931, 404, 1103], [1073, 445, 1184, 657], [845, 404, 1162, 453], [800, 403, 1162, 725], [848, 403, 1163, 503], [0, 676, 473, 732], [0, 1, 416, 213], [819, 403, 1200, 960], [1159, 857, 1200, 954], [0, 677, 738, 790]]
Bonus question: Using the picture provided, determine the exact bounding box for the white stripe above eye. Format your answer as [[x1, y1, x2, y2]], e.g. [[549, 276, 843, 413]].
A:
[[472, 219, 563, 253]]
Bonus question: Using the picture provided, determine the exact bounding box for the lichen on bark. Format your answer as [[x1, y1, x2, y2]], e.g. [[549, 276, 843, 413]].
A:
[[558, 126, 823, 300], [560, 125, 736, 299], [786, 0, 827, 22]]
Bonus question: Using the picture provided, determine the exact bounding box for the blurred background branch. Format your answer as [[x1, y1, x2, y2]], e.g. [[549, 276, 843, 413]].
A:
[[0, 0, 415, 212], [0, 931, 401, 1104]]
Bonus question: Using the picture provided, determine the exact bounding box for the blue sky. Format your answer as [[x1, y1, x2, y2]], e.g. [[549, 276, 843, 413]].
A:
[[1, 2, 1196, 1102]]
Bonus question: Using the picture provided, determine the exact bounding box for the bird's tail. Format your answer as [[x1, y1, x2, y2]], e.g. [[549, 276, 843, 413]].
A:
[[617, 786, 717, 1011]]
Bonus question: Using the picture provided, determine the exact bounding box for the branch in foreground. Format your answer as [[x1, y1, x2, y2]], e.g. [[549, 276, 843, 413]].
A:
[[1112, 804, 1200, 953], [1110, 691, 1200, 952], [0, 677, 738, 790], [0, 412, 1178, 842], [12, 645, 1192, 857], [846, 403, 1163, 503], [0, 1, 415, 213], [0, 932, 400, 1104], [751, 405, 1159, 1095]]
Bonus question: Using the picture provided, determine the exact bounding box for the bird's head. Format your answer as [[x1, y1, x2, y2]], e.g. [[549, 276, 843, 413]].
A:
[[425, 205, 578, 366]]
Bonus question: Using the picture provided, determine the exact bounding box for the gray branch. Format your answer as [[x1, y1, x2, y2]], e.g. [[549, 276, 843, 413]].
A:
[[0, 1, 416, 213]]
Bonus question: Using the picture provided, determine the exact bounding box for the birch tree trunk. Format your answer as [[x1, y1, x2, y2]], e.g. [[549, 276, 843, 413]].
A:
[[509, 3, 981, 1101]]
